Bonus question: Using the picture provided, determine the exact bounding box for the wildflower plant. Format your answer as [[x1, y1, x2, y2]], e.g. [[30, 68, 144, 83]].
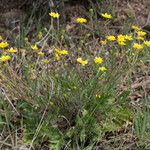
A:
[[0, 7, 149, 150]]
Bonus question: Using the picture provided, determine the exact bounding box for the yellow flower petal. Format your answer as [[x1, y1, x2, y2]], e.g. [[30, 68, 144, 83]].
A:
[[6, 47, 17, 53], [132, 25, 141, 31], [77, 57, 88, 66], [76, 18, 87, 23], [37, 51, 44, 56], [31, 44, 38, 50], [94, 57, 103, 64], [49, 12, 60, 18], [100, 40, 107, 45], [107, 35, 116, 41], [0, 41, 9, 48], [137, 31, 146, 37], [144, 41, 150, 47], [99, 66, 107, 71], [133, 43, 143, 50], [0, 55, 11, 62], [101, 13, 112, 19]]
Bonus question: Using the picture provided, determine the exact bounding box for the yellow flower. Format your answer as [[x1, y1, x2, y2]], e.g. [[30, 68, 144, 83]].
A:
[[94, 57, 103, 64], [144, 41, 150, 47], [0, 41, 9, 48], [118, 41, 126, 45], [37, 51, 44, 56], [6, 47, 17, 53], [77, 57, 88, 66], [99, 66, 107, 71], [117, 34, 125, 41], [59, 50, 68, 55], [132, 25, 141, 31], [55, 48, 68, 55], [49, 12, 60, 18], [101, 13, 112, 19], [100, 40, 107, 45], [42, 59, 49, 64], [137, 31, 146, 37], [31, 44, 38, 50], [133, 43, 143, 50], [0, 55, 11, 62], [136, 36, 144, 41], [125, 35, 133, 41], [55, 53, 60, 60], [76, 18, 87, 23], [117, 35, 126, 45], [107, 35, 116, 41]]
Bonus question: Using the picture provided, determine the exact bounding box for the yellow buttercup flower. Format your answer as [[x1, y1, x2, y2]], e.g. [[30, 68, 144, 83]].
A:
[[101, 13, 112, 19], [42, 59, 49, 64], [6, 47, 17, 53], [99, 66, 107, 71], [31, 44, 38, 50], [94, 57, 103, 64], [137, 31, 146, 37], [100, 40, 107, 45], [132, 25, 141, 31], [37, 51, 44, 56], [118, 41, 126, 45], [107, 35, 116, 41], [76, 18, 87, 23], [49, 12, 60, 18], [144, 41, 150, 47], [0, 55, 11, 62], [77, 57, 88, 66], [125, 35, 133, 41], [117, 35, 126, 45], [136, 36, 144, 41], [117, 35, 125, 41], [55, 53, 60, 60], [0, 41, 9, 48], [55, 48, 68, 55], [59, 50, 68, 55], [133, 43, 143, 50]]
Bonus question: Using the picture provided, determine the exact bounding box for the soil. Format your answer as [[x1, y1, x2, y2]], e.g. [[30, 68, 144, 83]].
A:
[[114, 0, 150, 27]]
